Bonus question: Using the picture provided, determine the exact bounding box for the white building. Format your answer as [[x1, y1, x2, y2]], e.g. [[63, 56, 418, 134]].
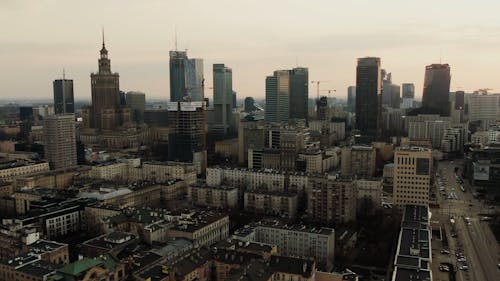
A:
[[393, 147, 432, 206], [187, 185, 238, 209]]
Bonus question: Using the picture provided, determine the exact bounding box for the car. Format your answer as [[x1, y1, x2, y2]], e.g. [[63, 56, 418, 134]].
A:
[[458, 257, 466, 262], [451, 233, 458, 238], [480, 216, 492, 222], [455, 252, 464, 258], [459, 266, 468, 271], [440, 249, 450, 254], [439, 266, 450, 272]]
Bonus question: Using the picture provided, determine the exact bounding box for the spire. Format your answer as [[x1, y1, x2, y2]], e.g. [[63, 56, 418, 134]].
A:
[[175, 27, 178, 51], [102, 27, 105, 48]]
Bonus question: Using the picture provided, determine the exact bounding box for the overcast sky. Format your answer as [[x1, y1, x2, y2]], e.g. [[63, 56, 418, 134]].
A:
[[1, 0, 499, 102]]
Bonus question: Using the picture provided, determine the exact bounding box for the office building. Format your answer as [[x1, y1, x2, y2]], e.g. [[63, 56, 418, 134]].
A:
[[244, 97, 256, 113], [381, 71, 400, 108], [213, 64, 234, 133], [167, 101, 206, 174], [169, 50, 204, 102], [467, 93, 500, 126], [53, 76, 74, 114], [238, 116, 266, 164], [355, 57, 381, 136], [316, 96, 328, 120], [347, 86, 356, 112], [421, 64, 451, 116], [265, 67, 308, 123], [289, 67, 309, 121], [125, 91, 146, 123], [43, 114, 76, 170], [454, 90, 465, 110], [393, 147, 432, 206], [401, 83, 415, 109], [187, 184, 238, 209]]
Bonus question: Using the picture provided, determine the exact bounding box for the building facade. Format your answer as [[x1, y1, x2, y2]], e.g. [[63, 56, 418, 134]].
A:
[[393, 147, 432, 206], [43, 114, 77, 170]]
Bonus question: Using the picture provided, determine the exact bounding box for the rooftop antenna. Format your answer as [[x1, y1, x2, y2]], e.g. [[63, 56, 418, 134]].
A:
[[175, 27, 178, 51], [63, 68, 66, 80], [295, 56, 298, 67]]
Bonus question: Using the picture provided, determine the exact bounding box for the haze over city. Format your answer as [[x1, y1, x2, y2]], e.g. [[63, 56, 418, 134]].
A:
[[2, 0, 500, 101]]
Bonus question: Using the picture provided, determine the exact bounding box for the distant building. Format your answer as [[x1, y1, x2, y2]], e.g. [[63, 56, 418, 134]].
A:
[[125, 91, 146, 123], [169, 50, 204, 102], [347, 86, 356, 112], [187, 184, 238, 209], [355, 57, 381, 137], [421, 64, 451, 116], [244, 190, 298, 218], [265, 67, 308, 123], [401, 83, 415, 109], [316, 96, 328, 120], [393, 147, 432, 206], [213, 64, 234, 133], [43, 114, 76, 170], [53, 77, 74, 114], [244, 97, 256, 113]]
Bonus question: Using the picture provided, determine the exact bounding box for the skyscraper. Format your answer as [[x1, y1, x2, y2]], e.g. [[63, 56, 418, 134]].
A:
[[401, 83, 415, 109], [454, 90, 465, 110], [53, 75, 74, 114], [355, 57, 381, 136], [213, 64, 233, 133], [169, 50, 204, 102], [381, 71, 400, 108], [265, 70, 290, 123], [167, 101, 206, 174], [289, 67, 309, 121], [43, 114, 77, 169], [347, 86, 356, 112], [316, 96, 328, 120], [244, 97, 255, 113], [265, 67, 308, 123], [421, 64, 451, 116], [89, 36, 124, 130]]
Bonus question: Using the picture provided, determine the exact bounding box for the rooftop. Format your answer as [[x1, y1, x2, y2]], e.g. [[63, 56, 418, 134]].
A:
[[82, 232, 136, 250], [255, 219, 334, 236]]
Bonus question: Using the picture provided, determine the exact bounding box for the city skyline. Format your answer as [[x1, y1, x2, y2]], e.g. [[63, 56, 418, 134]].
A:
[[2, 0, 500, 101]]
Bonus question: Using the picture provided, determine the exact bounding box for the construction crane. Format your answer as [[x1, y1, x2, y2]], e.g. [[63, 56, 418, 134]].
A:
[[476, 88, 492, 95], [320, 89, 336, 99], [311, 80, 330, 99]]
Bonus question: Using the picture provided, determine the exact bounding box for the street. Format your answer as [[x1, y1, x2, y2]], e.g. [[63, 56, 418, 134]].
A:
[[432, 159, 499, 281]]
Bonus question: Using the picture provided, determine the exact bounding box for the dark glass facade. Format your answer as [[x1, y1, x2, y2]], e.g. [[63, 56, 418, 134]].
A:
[[355, 57, 381, 136], [53, 79, 74, 114], [421, 64, 451, 116]]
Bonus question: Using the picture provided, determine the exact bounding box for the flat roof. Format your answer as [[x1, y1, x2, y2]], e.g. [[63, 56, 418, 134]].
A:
[[255, 220, 334, 236]]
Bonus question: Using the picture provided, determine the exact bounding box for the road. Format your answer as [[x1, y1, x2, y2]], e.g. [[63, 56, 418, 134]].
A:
[[433, 159, 499, 281]]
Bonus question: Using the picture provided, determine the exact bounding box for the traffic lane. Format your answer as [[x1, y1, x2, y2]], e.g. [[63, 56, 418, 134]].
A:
[[470, 219, 499, 280], [455, 218, 486, 281]]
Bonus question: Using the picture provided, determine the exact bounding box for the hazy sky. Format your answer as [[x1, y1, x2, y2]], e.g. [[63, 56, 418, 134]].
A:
[[1, 0, 500, 102]]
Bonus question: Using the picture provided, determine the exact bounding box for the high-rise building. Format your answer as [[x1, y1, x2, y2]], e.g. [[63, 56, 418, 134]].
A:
[[421, 64, 451, 116], [167, 101, 206, 174], [213, 64, 233, 133], [401, 83, 415, 109], [454, 90, 465, 110], [265, 67, 308, 123], [244, 97, 256, 113], [169, 50, 204, 102], [393, 147, 432, 206], [87, 36, 131, 130], [232, 91, 237, 108], [43, 114, 77, 170], [347, 86, 356, 112], [316, 96, 328, 120], [467, 93, 500, 125], [289, 67, 309, 121], [125, 91, 146, 123], [355, 57, 381, 136], [53, 76, 74, 114]]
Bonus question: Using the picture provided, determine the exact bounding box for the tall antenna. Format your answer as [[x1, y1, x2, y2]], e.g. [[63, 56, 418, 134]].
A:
[[175, 27, 178, 51], [295, 56, 298, 67], [63, 68, 66, 80]]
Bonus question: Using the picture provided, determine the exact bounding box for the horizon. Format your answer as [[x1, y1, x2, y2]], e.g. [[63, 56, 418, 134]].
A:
[[2, 0, 499, 101]]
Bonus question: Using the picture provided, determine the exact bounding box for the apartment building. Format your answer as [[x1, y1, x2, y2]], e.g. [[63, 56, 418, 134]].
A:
[[340, 146, 376, 178], [0, 161, 50, 182], [244, 190, 298, 218], [307, 175, 357, 224], [187, 184, 238, 209]]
